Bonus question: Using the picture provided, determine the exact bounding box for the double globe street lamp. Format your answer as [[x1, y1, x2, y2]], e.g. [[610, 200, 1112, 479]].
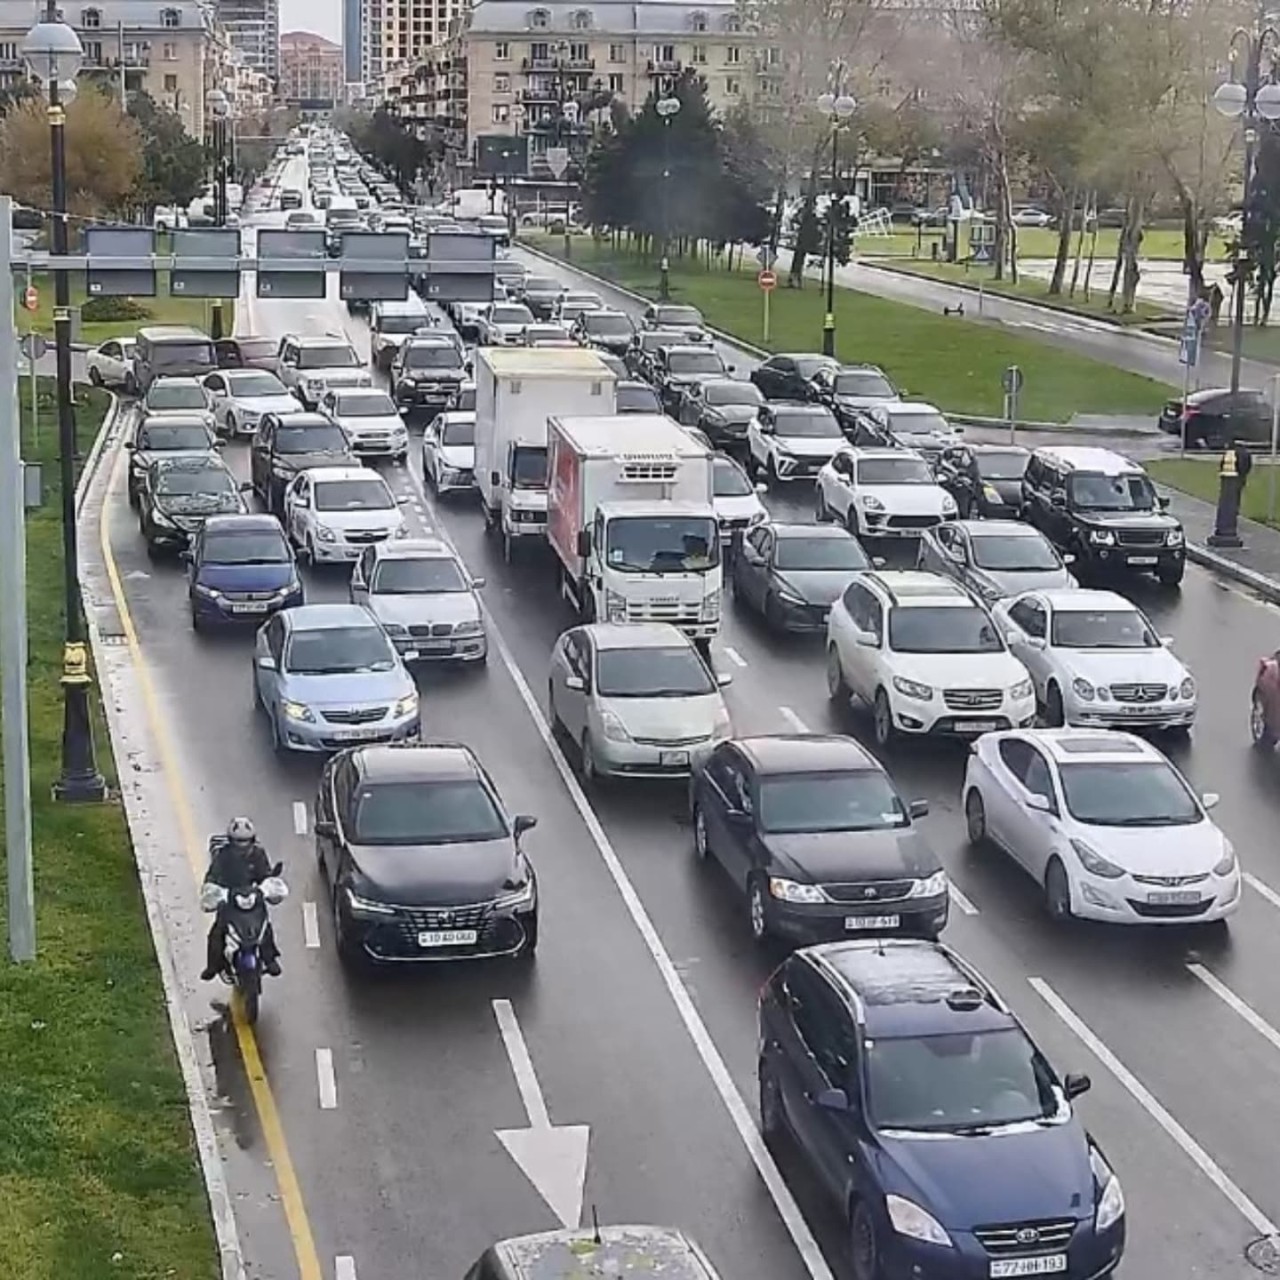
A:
[[656, 94, 681, 301], [817, 74, 856, 358], [21, 3, 106, 803]]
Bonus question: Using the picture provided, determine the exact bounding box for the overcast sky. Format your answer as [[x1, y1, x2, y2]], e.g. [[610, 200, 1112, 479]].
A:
[[281, 0, 343, 46]]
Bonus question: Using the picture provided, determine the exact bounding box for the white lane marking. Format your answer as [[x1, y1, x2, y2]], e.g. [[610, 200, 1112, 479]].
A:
[[1245, 871, 1280, 911], [778, 705, 809, 733], [315, 1048, 338, 1111], [292, 800, 308, 836], [336, 1257, 357, 1280], [302, 901, 321, 950], [948, 883, 979, 916], [1029, 977, 1277, 1235], [723, 646, 748, 668], [493, 998, 550, 1127], [1188, 962, 1280, 1053], [401, 466, 834, 1280]]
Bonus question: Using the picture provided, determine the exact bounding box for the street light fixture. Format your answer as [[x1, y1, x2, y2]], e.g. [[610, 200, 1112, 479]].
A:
[[817, 69, 857, 358], [656, 94, 681, 301], [207, 87, 231, 340], [23, 2, 105, 803]]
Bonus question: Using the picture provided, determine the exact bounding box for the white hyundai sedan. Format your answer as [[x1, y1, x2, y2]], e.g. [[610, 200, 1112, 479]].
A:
[[319, 387, 409, 461], [204, 368, 297, 438], [283, 466, 408, 564], [963, 728, 1239, 926]]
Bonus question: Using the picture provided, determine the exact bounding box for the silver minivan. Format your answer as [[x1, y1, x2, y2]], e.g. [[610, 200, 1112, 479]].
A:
[[370, 297, 432, 370], [130, 325, 217, 395]]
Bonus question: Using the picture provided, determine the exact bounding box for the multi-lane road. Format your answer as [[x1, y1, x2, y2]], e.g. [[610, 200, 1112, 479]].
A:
[[87, 154, 1280, 1280]]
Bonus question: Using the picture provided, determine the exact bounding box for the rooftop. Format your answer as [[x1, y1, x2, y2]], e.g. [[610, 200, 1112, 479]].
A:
[[735, 733, 880, 775]]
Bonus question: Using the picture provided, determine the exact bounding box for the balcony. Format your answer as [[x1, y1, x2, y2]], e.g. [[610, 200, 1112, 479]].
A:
[[519, 86, 558, 102], [647, 58, 681, 74], [522, 56, 557, 71], [565, 57, 594, 69]]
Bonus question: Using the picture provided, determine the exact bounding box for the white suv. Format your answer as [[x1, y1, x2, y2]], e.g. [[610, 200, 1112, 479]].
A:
[[816, 446, 956, 537], [747, 403, 845, 485], [825, 570, 1036, 747], [276, 333, 371, 409]]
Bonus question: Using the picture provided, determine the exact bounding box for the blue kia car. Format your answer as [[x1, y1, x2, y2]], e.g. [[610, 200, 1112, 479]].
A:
[[186, 514, 303, 630], [758, 939, 1125, 1280]]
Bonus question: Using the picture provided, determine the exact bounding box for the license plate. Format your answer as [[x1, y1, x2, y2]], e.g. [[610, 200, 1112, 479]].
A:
[[418, 640, 453, 653], [1127, 555, 1158, 565], [990, 1258, 1067, 1279], [228, 601, 268, 613], [960, 720, 1001, 733], [1129, 705, 1167, 716], [417, 929, 478, 947], [1147, 890, 1201, 905], [660, 750, 690, 767], [332, 727, 381, 741], [846, 915, 901, 930]]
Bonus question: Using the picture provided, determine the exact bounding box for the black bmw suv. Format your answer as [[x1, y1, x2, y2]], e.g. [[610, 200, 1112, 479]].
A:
[[1021, 446, 1185, 586]]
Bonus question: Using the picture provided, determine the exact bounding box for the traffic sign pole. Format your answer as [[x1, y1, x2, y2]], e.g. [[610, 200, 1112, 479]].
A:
[[1002, 364, 1023, 444], [758, 268, 777, 345]]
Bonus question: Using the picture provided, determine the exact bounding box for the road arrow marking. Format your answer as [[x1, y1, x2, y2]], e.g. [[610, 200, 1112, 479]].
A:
[[492, 998, 589, 1229]]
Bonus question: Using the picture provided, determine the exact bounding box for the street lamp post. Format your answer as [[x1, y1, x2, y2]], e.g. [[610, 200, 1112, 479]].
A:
[[656, 95, 681, 301], [22, 3, 105, 804], [207, 87, 229, 341], [1212, 29, 1280, 445], [817, 68, 856, 359], [561, 99, 579, 258]]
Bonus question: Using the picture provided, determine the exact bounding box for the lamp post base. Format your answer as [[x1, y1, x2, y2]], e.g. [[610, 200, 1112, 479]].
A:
[[821, 314, 836, 358], [53, 643, 106, 804], [659, 257, 671, 302], [1207, 531, 1245, 549]]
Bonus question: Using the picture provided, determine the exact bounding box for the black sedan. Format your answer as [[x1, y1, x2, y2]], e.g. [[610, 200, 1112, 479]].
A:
[[316, 743, 539, 966], [127, 413, 219, 507], [690, 735, 947, 944], [1157, 386, 1273, 448], [934, 442, 1030, 517], [676, 378, 764, 453], [750, 352, 838, 401], [731, 523, 874, 632], [137, 455, 247, 556]]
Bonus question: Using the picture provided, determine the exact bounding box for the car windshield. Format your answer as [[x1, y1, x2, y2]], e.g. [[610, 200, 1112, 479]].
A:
[[525, 276, 559, 293], [668, 351, 724, 375], [856, 457, 933, 485], [377, 313, 425, 334], [596, 645, 714, 697], [138, 425, 210, 451], [889, 410, 950, 436], [440, 418, 475, 446], [617, 385, 661, 413], [975, 451, 1028, 481], [656, 306, 701, 326], [1068, 472, 1157, 511], [236, 339, 276, 361], [584, 313, 633, 336], [524, 327, 564, 343], [284, 625, 395, 674], [351, 780, 506, 845], [155, 467, 236, 496], [314, 479, 395, 511], [888, 606, 1004, 653], [1050, 608, 1158, 648], [795, 359, 833, 378], [759, 771, 907, 833], [153, 342, 214, 370], [512, 445, 547, 489], [605, 515, 720, 574], [372, 557, 467, 593], [148, 384, 206, 409], [276, 425, 349, 454], [706, 382, 762, 407], [492, 305, 534, 325], [405, 345, 463, 370], [336, 392, 397, 417], [1058, 761, 1201, 827], [713, 457, 754, 497], [775, 536, 869, 571], [455, 386, 477, 411], [867, 1028, 1061, 1133], [775, 412, 841, 439], [298, 345, 360, 369], [971, 535, 1060, 571], [203, 531, 290, 563], [230, 373, 285, 396], [834, 371, 894, 398]]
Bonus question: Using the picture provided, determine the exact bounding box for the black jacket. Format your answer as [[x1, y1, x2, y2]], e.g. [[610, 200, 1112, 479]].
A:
[[205, 838, 273, 890]]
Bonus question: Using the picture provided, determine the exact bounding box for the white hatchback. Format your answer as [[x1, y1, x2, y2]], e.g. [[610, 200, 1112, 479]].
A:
[[283, 466, 408, 564], [963, 728, 1239, 925]]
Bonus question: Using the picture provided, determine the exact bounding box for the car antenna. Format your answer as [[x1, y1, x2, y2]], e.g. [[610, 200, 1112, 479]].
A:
[[591, 1204, 602, 1244]]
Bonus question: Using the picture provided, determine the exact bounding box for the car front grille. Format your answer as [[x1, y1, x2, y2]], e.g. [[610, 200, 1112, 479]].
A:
[[632, 733, 709, 747], [394, 903, 490, 931], [823, 879, 914, 903], [1110, 682, 1168, 703], [943, 688, 1003, 711], [320, 706, 388, 725], [222, 589, 280, 601], [1116, 529, 1165, 547], [408, 622, 455, 638], [1132, 872, 1208, 887], [344, 530, 391, 545], [626, 602, 702, 624], [887, 514, 941, 530], [1127, 898, 1212, 918], [974, 1219, 1077, 1255]]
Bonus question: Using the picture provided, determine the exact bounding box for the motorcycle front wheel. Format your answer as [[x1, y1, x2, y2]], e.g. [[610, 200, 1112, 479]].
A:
[[237, 966, 262, 1026]]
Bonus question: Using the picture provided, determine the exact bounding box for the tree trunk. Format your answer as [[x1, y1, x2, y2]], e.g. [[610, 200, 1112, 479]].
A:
[[788, 141, 825, 288], [1120, 196, 1145, 314], [1068, 190, 1093, 297], [1171, 172, 1205, 302], [1106, 198, 1130, 308], [1049, 184, 1076, 295]]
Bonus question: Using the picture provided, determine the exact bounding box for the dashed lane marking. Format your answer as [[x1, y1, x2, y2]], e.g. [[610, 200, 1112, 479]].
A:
[[778, 705, 809, 733], [302, 901, 321, 950], [1245, 871, 1280, 912], [723, 646, 748, 668], [315, 1048, 338, 1110], [293, 800, 308, 836], [336, 1257, 357, 1280], [948, 883, 979, 916], [1187, 963, 1280, 1054]]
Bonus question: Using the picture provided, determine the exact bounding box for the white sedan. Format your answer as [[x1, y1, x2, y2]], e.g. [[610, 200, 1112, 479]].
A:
[[203, 369, 297, 438], [318, 387, 409, 460], [422, 410, 477, 494], [993, 588, 1196, 732], [283, 466, 408, 564], [86, 337, 136, 388], [816, 447, 956, 537], [963, 728, 1239, 926]]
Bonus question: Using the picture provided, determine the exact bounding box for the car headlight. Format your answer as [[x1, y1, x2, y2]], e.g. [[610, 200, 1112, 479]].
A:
[[703, 592, 721, 621], [1071, 677, 1096, 701], [1166, 528, 1184, 547], [316, 525, 338, 542], [149, 508, 175, 528], [1071, 837, 1125, 879], [885, 1195, 952, 1248], [281, 699, 314, 723], [982, 484, 1004, 503], [748, 508, 768, 526], [942, 495, 958, 513], [455, 619, 484, 636], [893, 675, 934, 701], [1179, 676, 1196, 700], [711, 706, 733, 741], [193, 584, 220, 598], [604, 588, 627, 622], [599, 707, 632, 742], [1094, 1165, 1125, 1233], [1213, 845, 1238, 877], [1011, 678, 1034, 701], [494, 877, 536, 909], [768, 877, 826, 904], [393, 693, 419, 718], [907, 870, 948, 899], [382, 622, 408, 636], [775, 587, 806, 607], [345, 886, 395, 917], [394, 524, 410, 539], [392, 427, 408, 440], [1089, 529, 1116, 546], [860, 494, 884, 511]]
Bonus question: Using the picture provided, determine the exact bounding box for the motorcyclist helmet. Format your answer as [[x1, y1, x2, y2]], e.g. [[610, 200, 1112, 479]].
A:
[[227, 816, 256, 846]]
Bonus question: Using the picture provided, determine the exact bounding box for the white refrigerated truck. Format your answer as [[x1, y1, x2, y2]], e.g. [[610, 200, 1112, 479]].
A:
[[474, 347, 616, 557], [546, 414, 722, 644]]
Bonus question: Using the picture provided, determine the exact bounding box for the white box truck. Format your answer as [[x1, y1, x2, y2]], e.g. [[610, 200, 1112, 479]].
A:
[[546, 414, 722, 644], [475, 348, 616, 557]]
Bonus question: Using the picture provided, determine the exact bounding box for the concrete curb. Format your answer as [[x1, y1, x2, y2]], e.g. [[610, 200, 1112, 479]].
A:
[[516, 241, 1149, 437], [1184, 541, 1280, 604], [76, 399, 248, 1280]]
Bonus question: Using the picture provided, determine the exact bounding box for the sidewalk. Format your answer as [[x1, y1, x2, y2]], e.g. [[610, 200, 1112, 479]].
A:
[[1164, 488, 1280, 605]]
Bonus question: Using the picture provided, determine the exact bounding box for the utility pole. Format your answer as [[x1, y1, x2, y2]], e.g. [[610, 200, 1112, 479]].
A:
[[0, 196, 36, 962]]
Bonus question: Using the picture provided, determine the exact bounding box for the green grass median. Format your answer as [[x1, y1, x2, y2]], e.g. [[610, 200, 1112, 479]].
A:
[[0, 382, 218, 1279], [1148, 456, 1280, 527], [531, 235, 1171, 423]]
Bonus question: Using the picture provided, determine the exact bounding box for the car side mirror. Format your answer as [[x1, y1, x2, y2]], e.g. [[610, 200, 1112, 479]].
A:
[[725, 808, 753, 826], [1025, 792, 1053, 813], [314, 819, 335, 838], [1161, 635, 1175, 647], [1202, 792, 1220, 810], [256, 655, 276, 671], [397, 494, 412, 504], [855, 630, 878, 648], [716, 671, 733, 687], [490, 469, 501, 486], [871, 556, 887, 568], [1026, 635, 1046, 650], [1062, 553, 1076, 565], [1064, 1072, 1091, 1100], [754, 482, 768, 495], [239, 480, 253, 492], [513, 813, 538, 835], [908, 799, 929, 819], [576, 529, 591, 558], [471, 576, 486, 589], [565, 674, 585, 692], [726, 365, 736, 374], [124, 441, 135, 451], [1157, 494, 1170, 511], [815, 1087, 849, 1112], [1050, 491, 1067, 508]]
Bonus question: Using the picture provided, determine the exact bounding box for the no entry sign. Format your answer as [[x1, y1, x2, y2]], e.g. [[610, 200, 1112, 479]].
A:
[[757, 269, 777, 292]]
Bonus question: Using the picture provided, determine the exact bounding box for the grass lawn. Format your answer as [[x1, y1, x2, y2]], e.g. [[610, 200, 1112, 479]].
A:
[[1200, 322, 1280, 367], [854, 224, 1227, 264], [0, 382, 218, 1280], [1148, 456, 1280, 525], [16, 274, 235, 348], [535, 234, 1173, 422]]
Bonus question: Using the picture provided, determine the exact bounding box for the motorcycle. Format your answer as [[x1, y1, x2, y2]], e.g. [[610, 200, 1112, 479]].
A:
[[200, 864, 288, 1025]]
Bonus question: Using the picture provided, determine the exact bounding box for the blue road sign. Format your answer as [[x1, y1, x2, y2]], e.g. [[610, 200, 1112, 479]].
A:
[[1179, 309, 1202, 368]]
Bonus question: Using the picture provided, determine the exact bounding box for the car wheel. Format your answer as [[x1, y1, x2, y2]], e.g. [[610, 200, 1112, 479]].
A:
[[580, 731, 600, 785], [1045, 858, 1073, 922], [144, 538, 160, 562], [305, 535, 318, 566], [517, 914, 539, 960], [849, 1201, 879, 1280], [759, 1061, 785, 1144], [88, 366, 103, 387], [872, 688, 894, 748], [965, 789, 988, 847], [826, 645, 849, 702], [693, 803, 711, 860], [748, 876, 770, 943], [330, 889, 363, 968], [1044, 684, 1066, 728], [1157, 560, 1185, 587], [269, 708, 287, 755], [763, 591, 784, 630], [1252, 694, 1277, 749], [547, 682, 563, 735], [191, 609, 204, 634], [226, 414, 237, 438]]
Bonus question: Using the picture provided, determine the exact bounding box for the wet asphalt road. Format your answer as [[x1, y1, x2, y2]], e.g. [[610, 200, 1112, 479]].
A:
[[92, 159, 1280, 1280]]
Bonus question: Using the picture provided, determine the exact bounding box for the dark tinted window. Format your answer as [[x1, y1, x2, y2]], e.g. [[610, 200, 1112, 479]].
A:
[[974, 451, 1029, 481], [150, 341, 214, 370], [1068, 472, 1156, 512], [833, 371, 894, 398], [970, 534, 1060, 571], [773, 411, 841, 438], [154, 466, 236, 496], [148, 383, 207, 409], [405, 345, 463, 370], [440, 418, 475, 446], [284, 625, 395, 673], [888, 606, 1003, 654], [595, 645, 714, 697], [137, 425, 211, 450], [202, 531, 290, 564], [371, 558, 468, 593], [351, 780, 506, 845], [759, 770, 907, 833], [297, 345, 360, 369], [774, 535, 869, 571], [276, 424, 349, 454], [1059, 761, 1200, 826], [1050, 608, 1158, 649]]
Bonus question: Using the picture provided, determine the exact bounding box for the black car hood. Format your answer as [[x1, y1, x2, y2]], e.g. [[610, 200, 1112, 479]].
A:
[[273, 449, 351, 473], [402, 368, 465, 382], [1077, 510, 1179, 533], [710, 405, 759, 425], [984, 478, 1024, 504], [761, 827, 939, 882], [775, 569, 861, 607], [155, 491, 241, 516], [667, 373, 721, 389], [351, 838, 519, 906]]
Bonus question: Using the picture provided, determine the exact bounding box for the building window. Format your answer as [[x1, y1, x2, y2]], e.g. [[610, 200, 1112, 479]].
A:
[[609, 42, 624, 62], [162, 41, 176, 60], [492, 103, 509, 122], [607, 72, 622, 91], [725, 76, 740, 95], [725, 45, 740, 63], [495, 40, 509, 58], [570, 8, 591, 29], [530, 41, 549, 60], [494, 72, 509, 91], [569, 41, 588, 61], [160, 7, 179, 26], [163, 72, 177, 90], [528, 8, 549, 29], [690, 44, 705, 64], [765, 45, 780, 64], [723, 13, 741, 31], [690, 10, 707, 31], [81, 7, 101, 27], [655, 43, 675, 63]]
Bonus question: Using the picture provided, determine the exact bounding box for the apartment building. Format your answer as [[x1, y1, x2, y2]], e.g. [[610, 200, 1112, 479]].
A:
[[363, 0, 464, 85], [216, 0, 277, 77], [279, 29, 342, 104]]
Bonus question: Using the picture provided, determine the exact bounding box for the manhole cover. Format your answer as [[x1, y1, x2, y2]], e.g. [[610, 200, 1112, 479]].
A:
[[1246, 1235, 1280, 1273]]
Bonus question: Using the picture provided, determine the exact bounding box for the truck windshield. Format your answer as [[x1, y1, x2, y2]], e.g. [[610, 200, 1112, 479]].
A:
[[512, 445, 547, 489], [606, 515, 720, 574]]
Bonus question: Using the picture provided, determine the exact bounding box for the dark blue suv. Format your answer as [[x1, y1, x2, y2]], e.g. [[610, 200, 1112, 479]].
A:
[[758, 940, 1125, 1280], [186, 514, 303, 630]]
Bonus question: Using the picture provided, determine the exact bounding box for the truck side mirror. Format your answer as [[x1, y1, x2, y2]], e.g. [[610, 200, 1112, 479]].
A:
[[490, 470, 500, 486], [577, 529, 591, 558]]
